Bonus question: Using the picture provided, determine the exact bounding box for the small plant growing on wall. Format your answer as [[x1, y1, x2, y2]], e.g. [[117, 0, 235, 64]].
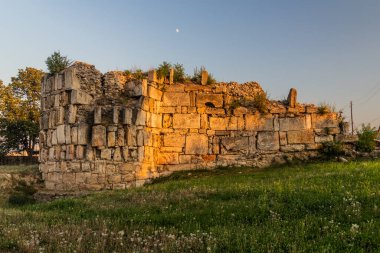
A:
[[45, 51, 72, 75], [317, 103, 335, 115], [252, 91, 268, 114], [356, 124, 377, 152], [192, 66, 216, 85]]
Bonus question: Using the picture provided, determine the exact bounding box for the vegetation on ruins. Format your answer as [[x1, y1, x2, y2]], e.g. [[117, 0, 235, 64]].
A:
[[0, 68, 44, 157], [321, 141, 344, 157], [1, 160, 380, 252], [192, 66, 216, 85], [317, 102, 336, 115], [356, 124, 377, 152], [156, 61, 186, 83], [229, 91, 268, 114], [45, 51, 72, 75]]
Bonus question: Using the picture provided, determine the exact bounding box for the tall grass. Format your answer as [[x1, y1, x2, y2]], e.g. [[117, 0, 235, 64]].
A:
[[0, 160, 379, 252]]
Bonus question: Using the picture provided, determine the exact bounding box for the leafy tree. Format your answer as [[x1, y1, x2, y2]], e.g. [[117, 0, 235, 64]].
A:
[[173, 63, 185, 82], [356, 124, 377, 152], [157, 61, 172, 81], [45, 51, 71, 75], [0, 68, 44, 157]]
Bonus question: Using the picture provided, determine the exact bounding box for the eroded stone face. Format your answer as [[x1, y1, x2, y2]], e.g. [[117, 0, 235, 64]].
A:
[[173, 114, 200, 129], [287, 130, 314, 144], [257, 132, 279, 151], [279, 117, 306, 131], [92, 125, 106, 147], [162, 92, 191, 106], [185, 134, 208, 155]]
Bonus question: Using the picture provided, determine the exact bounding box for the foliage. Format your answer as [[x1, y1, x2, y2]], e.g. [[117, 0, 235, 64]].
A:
[[191, 66, 216, 85], [321, 141, 344, 156], [45, 51, 72, 75], [0, 68, 43, 156], [252, 91, 268, 113], [132, 69, 144, 80], [8, 180, 37, 205], [0, 160, 380, 251], [317, 102, 335, 115], [356, 124, 377, 152], [173, 63, 185, 82], [156, 61, 171, 80]]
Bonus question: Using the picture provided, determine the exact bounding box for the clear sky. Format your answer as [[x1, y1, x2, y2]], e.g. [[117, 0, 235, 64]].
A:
[[1, 0, 379, 128]]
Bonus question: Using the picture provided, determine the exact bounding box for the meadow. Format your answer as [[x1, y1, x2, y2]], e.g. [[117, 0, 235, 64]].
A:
[[0, 160, 379, 252]]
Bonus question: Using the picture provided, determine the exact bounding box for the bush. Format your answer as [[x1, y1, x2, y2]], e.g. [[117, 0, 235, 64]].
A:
[[317, 103, 335, 115], [252, 92, 268, 114], [157, 61, 171, 81], [322, 141, 344, 156], [45, 51, 72, 75], [191, 66, 216, 85], [173, 63, 185, 82], [8, 180, 37, 205], [356, 124, 377, 152]]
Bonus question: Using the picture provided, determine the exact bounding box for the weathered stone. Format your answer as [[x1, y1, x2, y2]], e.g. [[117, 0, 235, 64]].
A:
[[173, 114, 200, 129], [78, 124, 89, 145], [92, 125, 106, 147], [315, 135, 333, 143], [113, 107, 120, 124], [335, 134, 358, 143], [67, 105, 77, 124], [185, 134, 208, 155], [196, 94, 224, 108], [100, 149, 111, 160], [287, 130, 314, 144], [64, 68, 80, 90], [76, 145, 84, 159], [107, 131, 116, 147], [148, 70, 157, 82], [71, 90, 92, 105], [123, 108, 133, 125], [162, 92, 191, 106], [257, 132, 279, 151], [280, 144, 305, 152], [157, 153, 179, 165], [221, 137, 249, 152], [287, 88, 297, 108], [246, 114, 274, 131], [65, 125, 71, 144], [56, 125, 66, 144], [312, 113, 338, 129], [148, 86, 163, 101], [135, 110, 146, 126], [117, 128, 125, 146], [164, 134, 185, 147], [201, 70, 208, 85], [279, 117, 306, 131]]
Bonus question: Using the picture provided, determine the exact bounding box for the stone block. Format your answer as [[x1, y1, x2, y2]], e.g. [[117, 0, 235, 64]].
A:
[[312, 113, 338, 129], [67, 105, 77, 124], [209, 117, 226, 130], [221, 137, 249, 152], [280, 144, 305, 152], [148, 70, 157, 82], [65, 125, 71, 144], [279, 117, 306, 131], [126, 126, 137, 146], [157, 153, 179, 165], [64, 68, 80, 90], [125, 80, 148, 97], [287, 88, 297, 108], [78, 124, 89, 145], [164, 134, 186, 147], [315, 135, 333, 143], [162, 92, 191, 106], [113, 107, 120, 124], [117, 128, 125, 146], [163, 114, 172, 128], [71, 90, 93, 105], [100, 149, 111, 160], [335, 134, 358, 143], [185, 134, 208, 155], [246, 114, 274, 131], [56, 125, 66, 144], [279, 131, 287, 145], [169, 68, 174, 84], [92, 125, 106, 147], [196, 94, 224, 108], [76, 145, 84, 159], [173, 114, 200, 129], [135, 110, 146, 126], [287, 130, 314, 144], [56, 107, 64, 125], [107, 131, 116, 147], [257, 132, 279, 151], [148, 86, 163, 100], [51, 130, 57, 146], [201, 70, 208, 85], [123, 108, 133, 125], [113, 148, 122, 161]]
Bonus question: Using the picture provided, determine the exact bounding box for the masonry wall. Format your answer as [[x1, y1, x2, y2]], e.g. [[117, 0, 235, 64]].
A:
[[39, 62, 349, 192]]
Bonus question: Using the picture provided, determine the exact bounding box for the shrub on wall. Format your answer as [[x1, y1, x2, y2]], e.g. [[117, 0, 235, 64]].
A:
[[356, 124, 377, 152]]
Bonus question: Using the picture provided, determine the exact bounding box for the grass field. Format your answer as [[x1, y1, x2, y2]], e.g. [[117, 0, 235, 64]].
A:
[[0, 160, 380, 252]]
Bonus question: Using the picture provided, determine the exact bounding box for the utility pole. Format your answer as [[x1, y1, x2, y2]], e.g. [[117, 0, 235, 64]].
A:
[[350, 101, 354, 135]]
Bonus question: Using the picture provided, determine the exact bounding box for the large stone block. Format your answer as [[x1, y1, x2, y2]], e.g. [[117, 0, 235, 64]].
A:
[[92, 125, 106, 147], [209, 117, 226, 130], [157, 153, 179, 165], [185, 134, 208, 155], [78, 124, 89, 145], [279, 117, 306, 131], [56, 125, 66, 144], [173, 114, 200, 129], [162, 92, 191, 106], [312, 113, 338, 129], [246, 114, 274, 131], [257, 132, 279, 151], [287, 130, 314, 144], [123, 108, 133, 125], [221, 137, 249, 152], [196, 94, 224, 108], [64, 68, 80, 90], [148, 86, 163, 101], [125, 80, 148, 97], [71, 90, 93, 105], [164, 134, 186, 147]]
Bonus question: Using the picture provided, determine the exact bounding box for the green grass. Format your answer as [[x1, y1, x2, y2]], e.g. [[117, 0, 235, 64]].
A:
[[0, 160, 380, 252], [0, 164, 39, 174]]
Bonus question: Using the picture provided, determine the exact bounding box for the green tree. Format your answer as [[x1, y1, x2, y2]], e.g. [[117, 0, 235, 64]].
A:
[[356, 124, 377, 152], [173, 63, 185, 82], [157, 61, 172, 81], [45, 51, 71, 75], [0, 68, 44, 157]]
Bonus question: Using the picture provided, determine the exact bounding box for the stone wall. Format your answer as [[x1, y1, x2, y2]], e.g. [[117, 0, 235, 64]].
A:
[[39, 62, 349, 191]]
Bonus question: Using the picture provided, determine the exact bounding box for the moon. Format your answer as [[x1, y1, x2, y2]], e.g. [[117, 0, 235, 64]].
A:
[[176, 28, 180, 33]]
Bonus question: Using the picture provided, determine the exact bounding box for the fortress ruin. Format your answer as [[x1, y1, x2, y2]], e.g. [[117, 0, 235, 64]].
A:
[[39, 62, 350, 191]]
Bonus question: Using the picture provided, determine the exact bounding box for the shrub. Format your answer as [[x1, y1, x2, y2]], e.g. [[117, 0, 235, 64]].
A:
[[321, 141, 344, 156], [191, 66, 216, 84], [8, 180, 37, 205], [173, 63, 185, 82], [157, 61, 171, 80], [356, 124, 377, 152], [45, 51, 72, 75], [132, 69, 144, 80], [252, 92, 268, 114], [317, 103, 335, 115]]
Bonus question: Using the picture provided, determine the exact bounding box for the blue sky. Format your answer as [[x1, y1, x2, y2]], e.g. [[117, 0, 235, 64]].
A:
[[1, 0, 380, 128]]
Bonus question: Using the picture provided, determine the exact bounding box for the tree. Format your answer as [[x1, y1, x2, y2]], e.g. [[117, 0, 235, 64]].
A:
[[0, 68, 44, 157], [45, 51, 71, 75], [156, 61, 172, 81], [173, 63, 185, 82]]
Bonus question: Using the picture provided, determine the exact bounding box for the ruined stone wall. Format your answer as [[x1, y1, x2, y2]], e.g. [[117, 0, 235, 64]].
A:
[[39, 62, 348, 192]]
